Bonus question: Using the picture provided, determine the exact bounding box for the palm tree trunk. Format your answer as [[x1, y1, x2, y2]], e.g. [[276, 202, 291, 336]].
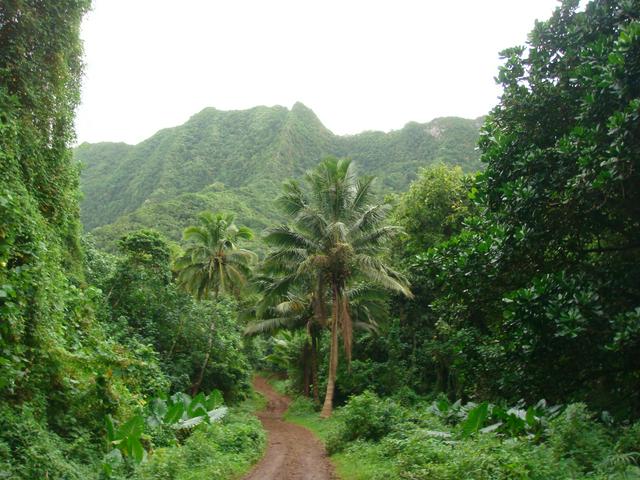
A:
[[311, 275, 325, 406], [321, 285, 339, 418], [191, 315, 215, 395]]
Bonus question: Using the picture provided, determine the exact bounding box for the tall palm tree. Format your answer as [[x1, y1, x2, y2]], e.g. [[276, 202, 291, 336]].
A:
[[263, 157, 412, 417], [174, 211, 256, 394]]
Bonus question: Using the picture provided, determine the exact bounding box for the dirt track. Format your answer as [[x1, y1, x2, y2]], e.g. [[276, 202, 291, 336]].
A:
[[243, 376, 335, 480]]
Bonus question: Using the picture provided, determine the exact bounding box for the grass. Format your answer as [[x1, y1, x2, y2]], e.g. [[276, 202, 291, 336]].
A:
[[259, 370, 289, 396], [331, 443, 397, 480], [237, 385, 267, 414], [284, 406, 334, 442]]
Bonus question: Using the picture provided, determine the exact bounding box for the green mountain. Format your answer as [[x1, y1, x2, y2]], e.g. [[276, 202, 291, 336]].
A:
[[77, 103, 483, 250]]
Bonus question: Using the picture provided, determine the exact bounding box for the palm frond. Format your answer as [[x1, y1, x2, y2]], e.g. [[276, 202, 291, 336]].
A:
[[182, 226, 209, 245], [353, 254, 413, 298], [353, 320, 379, 334], [244, 316, 301, 335], [349, 204, 391, 236], [351, 225, 402, 249], [352, 175, 376, 212], [277, 180, 308, 217], [264, 225, 319, 250]]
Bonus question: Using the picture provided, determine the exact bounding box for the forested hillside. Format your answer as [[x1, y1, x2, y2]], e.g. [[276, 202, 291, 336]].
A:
[[76, 104, 481, 250]]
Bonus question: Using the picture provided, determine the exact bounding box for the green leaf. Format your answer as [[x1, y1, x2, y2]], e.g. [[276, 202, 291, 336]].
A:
[[151, 397, 168, 418], [525, 406, 537, 426], [129, 437, 145, 464], [480, 422, 502, 433], [206, 389, 224, 409], [207, 406, 228, 422], [117, 415, 144, 441], [105, 415, 115, 441], [188, 392, 208, 418], [608, 52, 624, 65], [173, 415, 206, 430], [462, 402, 489, 437], [164, 402, 184, 424]]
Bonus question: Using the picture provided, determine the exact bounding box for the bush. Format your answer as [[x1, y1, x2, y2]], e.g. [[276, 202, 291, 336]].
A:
[[287, 396, 318, 416], [0, 404, 99, 480], [384, 431, 579, 480], [327, 391, 404, 453], [617, 421, 640, 455], [323, 396, 640, 479]]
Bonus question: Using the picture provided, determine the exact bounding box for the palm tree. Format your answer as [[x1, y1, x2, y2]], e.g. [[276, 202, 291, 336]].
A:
[[174, 211, 256, 394], [263, 157, 412, 417], [245, 280, 387, 404], [245, 279, 323, 401]]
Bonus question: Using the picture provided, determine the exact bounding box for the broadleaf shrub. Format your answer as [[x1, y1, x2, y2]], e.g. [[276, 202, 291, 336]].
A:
[[327, 391, 404, 453]]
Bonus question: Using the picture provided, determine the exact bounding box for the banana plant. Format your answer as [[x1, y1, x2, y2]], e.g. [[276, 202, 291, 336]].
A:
[[103, 414, 146, 475]]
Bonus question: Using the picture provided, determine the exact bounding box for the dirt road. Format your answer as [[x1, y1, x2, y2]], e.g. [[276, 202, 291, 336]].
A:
[[243, 376, 335, 480]]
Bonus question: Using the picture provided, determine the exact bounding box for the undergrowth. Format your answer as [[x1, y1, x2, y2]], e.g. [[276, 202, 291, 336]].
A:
[[284, 392, 640, 480], [134, 391, 266, 480]]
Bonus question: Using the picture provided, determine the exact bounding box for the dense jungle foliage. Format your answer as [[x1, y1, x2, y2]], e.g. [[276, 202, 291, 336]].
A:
[[1, 1, 261, 478], [1, 0, 639, 479]]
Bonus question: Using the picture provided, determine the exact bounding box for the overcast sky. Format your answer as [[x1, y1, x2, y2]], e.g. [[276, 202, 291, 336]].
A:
[[75, 0, 560, 145]]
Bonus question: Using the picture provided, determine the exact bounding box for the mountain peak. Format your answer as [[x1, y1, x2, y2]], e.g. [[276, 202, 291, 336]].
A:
[[289, 101, 319, 119], [286, 102, 328, 133], [291, 101, 311, 112]]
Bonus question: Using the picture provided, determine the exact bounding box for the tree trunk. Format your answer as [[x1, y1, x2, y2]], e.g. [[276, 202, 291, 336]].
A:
[[191, 315, 215, 395], [167, 316, 186, 359], [321, 286, 339, 418], [302, 341, 311, 397], [311, 334, 320, 404]]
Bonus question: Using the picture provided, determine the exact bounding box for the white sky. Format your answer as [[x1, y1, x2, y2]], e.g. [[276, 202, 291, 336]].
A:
[[75, 0, 560, 145]]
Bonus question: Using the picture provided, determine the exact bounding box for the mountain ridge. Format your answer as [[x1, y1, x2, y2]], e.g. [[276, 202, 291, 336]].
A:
[[77, 103, 483, 250]]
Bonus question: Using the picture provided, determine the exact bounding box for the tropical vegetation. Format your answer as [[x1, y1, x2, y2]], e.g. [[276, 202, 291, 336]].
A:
[[1, 0, 639, 479]]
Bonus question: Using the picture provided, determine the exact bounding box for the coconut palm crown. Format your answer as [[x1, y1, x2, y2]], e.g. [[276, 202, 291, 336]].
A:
[[174, 211, 256, 300]]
